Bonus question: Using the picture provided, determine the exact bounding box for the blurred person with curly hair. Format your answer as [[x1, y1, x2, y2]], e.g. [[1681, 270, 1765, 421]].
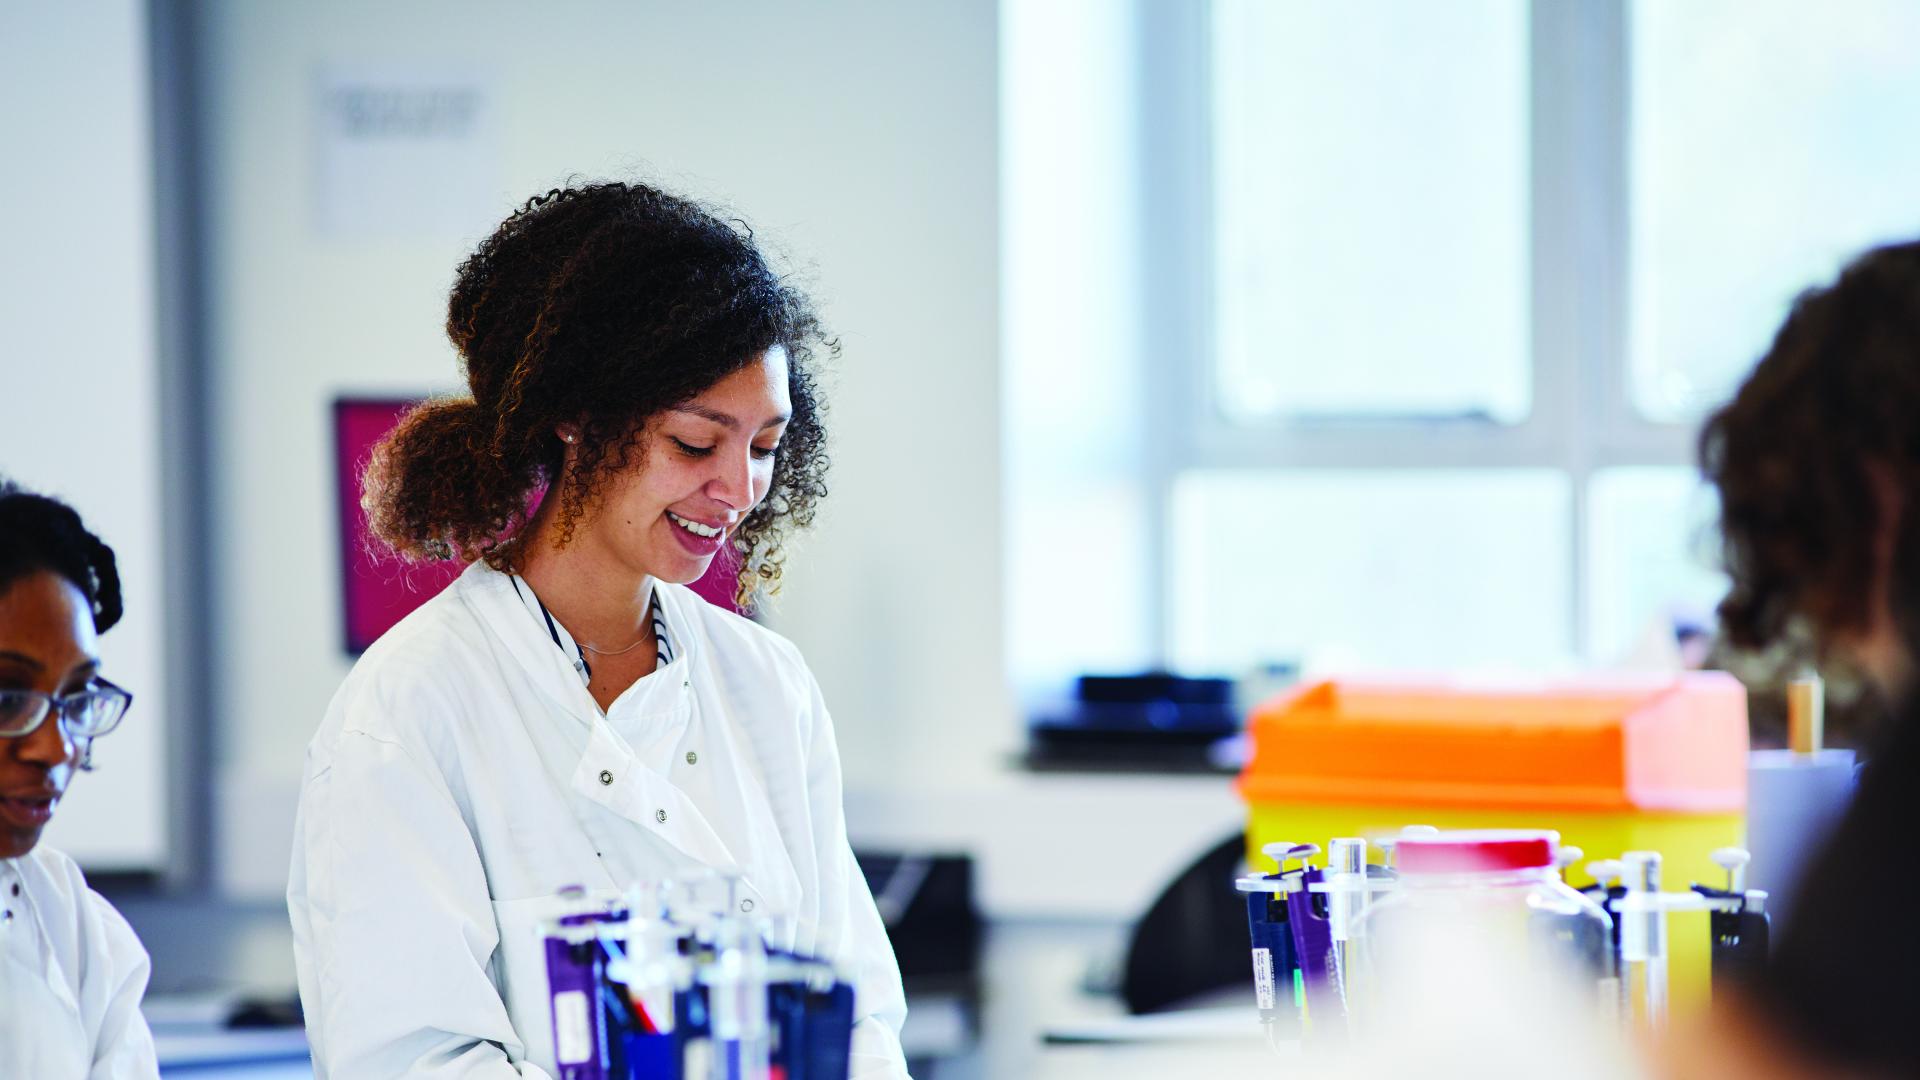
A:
[[287, 181, 909, 1078], [1660, 241, 1920, 1079], [0, 480, 155, 1077]]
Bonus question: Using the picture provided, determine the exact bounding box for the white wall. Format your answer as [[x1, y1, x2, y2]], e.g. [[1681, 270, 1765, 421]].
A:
[[199, 0, 1005, 899], [0, 0, 170, 872]]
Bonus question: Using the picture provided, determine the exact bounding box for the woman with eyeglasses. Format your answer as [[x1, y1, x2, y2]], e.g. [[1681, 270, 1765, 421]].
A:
[[0, 480, 157, 1076]]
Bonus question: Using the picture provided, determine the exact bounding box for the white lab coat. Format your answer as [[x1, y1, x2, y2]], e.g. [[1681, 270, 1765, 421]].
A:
[[0, 846, 159, 1079], [288, 561, 910, 1078]]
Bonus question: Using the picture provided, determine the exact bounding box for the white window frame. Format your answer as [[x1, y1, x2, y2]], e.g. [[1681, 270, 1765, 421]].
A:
[[1139, 0, 1697, 665]]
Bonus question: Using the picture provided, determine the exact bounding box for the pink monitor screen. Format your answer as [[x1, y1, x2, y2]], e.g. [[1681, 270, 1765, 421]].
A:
[[334, 398, 745, 654]]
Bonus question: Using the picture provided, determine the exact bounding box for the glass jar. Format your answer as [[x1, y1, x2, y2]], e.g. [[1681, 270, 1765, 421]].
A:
[[1352, 829, 1615, 1032]]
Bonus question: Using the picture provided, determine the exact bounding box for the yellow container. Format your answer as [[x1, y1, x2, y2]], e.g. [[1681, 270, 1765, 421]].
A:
[[1239, 675, 1750, 1007]]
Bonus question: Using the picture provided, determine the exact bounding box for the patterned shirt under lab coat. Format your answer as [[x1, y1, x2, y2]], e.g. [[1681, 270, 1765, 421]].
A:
[[287, 561, 910, 1078], [0, 846, 158, 1078]]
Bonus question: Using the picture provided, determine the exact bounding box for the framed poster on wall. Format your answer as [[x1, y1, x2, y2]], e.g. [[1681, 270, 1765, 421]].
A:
[[334, 398, 465, 653]]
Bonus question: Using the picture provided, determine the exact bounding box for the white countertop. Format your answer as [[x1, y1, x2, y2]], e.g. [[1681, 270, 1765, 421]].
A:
[[845, 768, 1247, 921]]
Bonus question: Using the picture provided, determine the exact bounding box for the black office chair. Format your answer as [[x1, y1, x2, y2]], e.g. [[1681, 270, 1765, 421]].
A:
[[1119, 831, 1251, 1014]]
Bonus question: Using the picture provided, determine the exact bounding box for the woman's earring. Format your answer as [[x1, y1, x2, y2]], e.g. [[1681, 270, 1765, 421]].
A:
[[77, 740, 95, 772]]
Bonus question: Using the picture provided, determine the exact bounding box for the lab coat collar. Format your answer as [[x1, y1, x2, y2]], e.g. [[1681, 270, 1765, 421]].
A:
[[456, 562, 700, 726], [455, 562, 596, 725], [457, 564, 738, 871]]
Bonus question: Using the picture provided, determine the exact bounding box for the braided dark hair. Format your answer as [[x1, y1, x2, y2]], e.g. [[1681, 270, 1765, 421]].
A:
[[0, 479, 123, 633]]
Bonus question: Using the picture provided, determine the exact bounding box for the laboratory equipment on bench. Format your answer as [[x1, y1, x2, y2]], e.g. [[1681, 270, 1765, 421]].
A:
[[1238, 674, 1749, 1003], [1235, 836, 1399, 1052], [1237, 842, 1307, 1045], [1281, 845, 1342, 1045], [1236, 831, 1771, 1050], [1027, 672, 1242, 770], [1597, 848, 1772, 1035], [1355, 830, 1614, 1020], [1616, 852, 1668, 1032], [1748, 673, 1857, 930], [1694, 847, 1769, 988], [1322, 837, 1372, 1025], [541, 875, 856, 1080]]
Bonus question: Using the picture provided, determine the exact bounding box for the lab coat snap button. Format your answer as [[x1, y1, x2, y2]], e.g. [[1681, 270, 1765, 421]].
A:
[[686, 751, 698, 765], [598, 769, 614, 786], [740, 898, 755, 913], [655, 808, 668, 823]]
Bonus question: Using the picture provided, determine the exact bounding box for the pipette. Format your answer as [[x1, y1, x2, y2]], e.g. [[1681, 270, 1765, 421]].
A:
[[1692, 847, 1770, 989], [1276, 843, 1348, 1047], [1554, 845, 1585, 884], [705, 914, 772, 1080], [1325, 839, 1371, 1020], [1618, 852, 1668, 1032], [542, 886, 626, 1080], [1237, 842, 1310, 1044]]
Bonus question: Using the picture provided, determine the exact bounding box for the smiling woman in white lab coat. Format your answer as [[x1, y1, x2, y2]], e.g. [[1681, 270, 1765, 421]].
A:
[[0, 482, 157, 1078], [287, 181, 910, 1078]]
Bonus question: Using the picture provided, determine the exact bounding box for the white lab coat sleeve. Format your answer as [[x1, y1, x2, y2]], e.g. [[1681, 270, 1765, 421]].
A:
[[77, 889, 158, 1079], [291, 721, 555, 1079], [798, 665, 912, 1080], [0, 850, 158, 1079]]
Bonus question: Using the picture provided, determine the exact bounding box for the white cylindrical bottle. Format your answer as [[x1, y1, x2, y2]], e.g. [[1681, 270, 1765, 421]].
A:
[[706, 917, 771, 1080]]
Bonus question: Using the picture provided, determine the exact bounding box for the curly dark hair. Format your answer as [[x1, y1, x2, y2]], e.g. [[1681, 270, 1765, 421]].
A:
[[362, 181, 832, 606], [1701, 239, 1920, 656], [0, 479, 123, 633]]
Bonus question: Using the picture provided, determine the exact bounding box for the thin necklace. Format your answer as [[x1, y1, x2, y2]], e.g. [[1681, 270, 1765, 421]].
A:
[[579, 631, 652, 656], [514, 571, 658, 656], [580, 592, 663, 654]]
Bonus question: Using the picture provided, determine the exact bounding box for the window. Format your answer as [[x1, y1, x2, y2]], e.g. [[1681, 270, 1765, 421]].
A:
[[1627, 0, 1920, 420], [1001, 0, 1914, 691], [1212, 0, 1531, 424], [1585, 467, 1725, 663], [1169, 470, 1572, 674]]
